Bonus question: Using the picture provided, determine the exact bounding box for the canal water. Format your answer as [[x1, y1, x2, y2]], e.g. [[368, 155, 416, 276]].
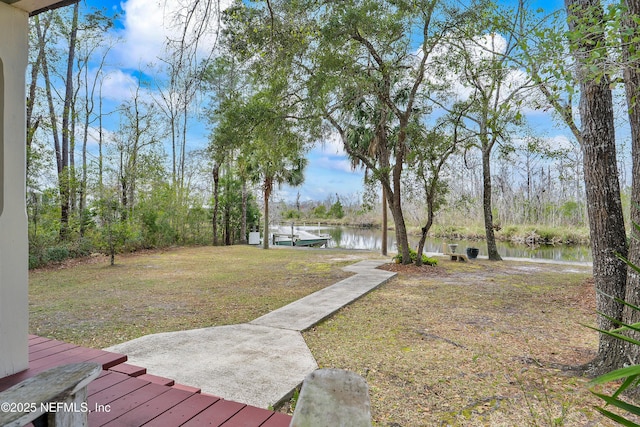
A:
[[298, 225, 593, 263]]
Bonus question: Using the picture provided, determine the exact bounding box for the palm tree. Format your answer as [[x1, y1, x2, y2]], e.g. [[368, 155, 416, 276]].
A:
[[238, 92, 308, 249], [259, 156, 307, 250]]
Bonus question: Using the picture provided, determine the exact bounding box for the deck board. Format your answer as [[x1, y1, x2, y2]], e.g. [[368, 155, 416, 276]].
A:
[[29, 341, 79, 359], [109, 363, 147, 377], [102, 387, 194, 426], [219, 405, 275, 426], [181, 399, 246, 426], [89, 382, 170, 425], [88, 371, 132, 395], [28, 334, 50, 344], [88, 377, 151, 406], [260, 412, 295, 427], [142, 393, 220, 426], [0, 336, 292, 426]]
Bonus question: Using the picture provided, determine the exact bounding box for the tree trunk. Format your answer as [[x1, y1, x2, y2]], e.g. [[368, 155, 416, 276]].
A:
[[36, 16, 65, 238], [58, 1, 79, 240], [565, 0, 628, 374], [381, 186, 388, 256], [386, 184, 410, 264], [69, 102, 77, 213], [481, 144, 502, 261], [416, 172, 443, 266], [240, 180, 248, 244], [26, 36, 43, 182], [98, 79, 104, 191], [212, 163, 220, 245], [80, 115, 87, 236], [171, 116, 177, 186], [262, 179, 272, 250], [180, 105, 188, 188], [415, 203, 434, 267], [393, 130, 411, 264], [621, 0, 640, 365], [224, 170, 232, 246]]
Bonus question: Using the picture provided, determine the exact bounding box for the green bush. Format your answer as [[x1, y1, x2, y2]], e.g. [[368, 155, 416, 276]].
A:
[[45, 246, 69, 263], [500, 225, 519, 240], [283, 209, 301, 220], [29, 254, 42, 270], [68, 237, 93, 258], [328, 200, 344, 219], [313, 205, 327, 218], [393, 248, 438, 266]]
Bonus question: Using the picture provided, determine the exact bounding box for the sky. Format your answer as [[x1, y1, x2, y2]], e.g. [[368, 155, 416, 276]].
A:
[[78, 0, 627, 205], [82, 0, 367, 204]]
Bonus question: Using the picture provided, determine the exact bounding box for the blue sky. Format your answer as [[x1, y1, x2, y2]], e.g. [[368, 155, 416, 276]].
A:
[[81, 0, 366, 204], [80, 0, 605, 205]]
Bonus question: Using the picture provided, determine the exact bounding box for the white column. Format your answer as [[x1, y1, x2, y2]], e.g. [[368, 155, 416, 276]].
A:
[[0, 2, 29, 378]]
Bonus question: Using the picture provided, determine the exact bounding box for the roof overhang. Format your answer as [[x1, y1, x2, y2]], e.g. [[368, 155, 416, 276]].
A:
[[1, 0, 77, 16]]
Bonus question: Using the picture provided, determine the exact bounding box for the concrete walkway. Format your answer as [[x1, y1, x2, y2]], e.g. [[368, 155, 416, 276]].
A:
[[105, 259, 396, 409]]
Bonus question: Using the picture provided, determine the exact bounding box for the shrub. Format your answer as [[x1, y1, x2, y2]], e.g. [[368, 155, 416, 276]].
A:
[[29, 254, 42, 270], [45, 246, 69, 263], [328, 200, 344, 219], [68, 237, 93, 258], [313, 205, 327, 218], [283, 209, 301, 220], [393, 248, 438, 266], [500, 225, 519, 240]]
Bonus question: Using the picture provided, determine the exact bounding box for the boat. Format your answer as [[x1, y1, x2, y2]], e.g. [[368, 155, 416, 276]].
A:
[[271, 225, 332, 247]]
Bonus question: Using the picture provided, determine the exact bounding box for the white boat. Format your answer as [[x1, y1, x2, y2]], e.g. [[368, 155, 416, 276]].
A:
[[271, 225, 331, 247]]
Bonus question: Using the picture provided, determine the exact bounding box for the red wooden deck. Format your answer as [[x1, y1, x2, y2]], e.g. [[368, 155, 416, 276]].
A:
[[0, 335, 292, 427]]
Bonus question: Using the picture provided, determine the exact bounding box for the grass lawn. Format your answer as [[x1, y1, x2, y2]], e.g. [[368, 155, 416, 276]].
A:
[[29, 246, 378, 348], [303, 259, 619, 426], [29, 246, 625, 425]]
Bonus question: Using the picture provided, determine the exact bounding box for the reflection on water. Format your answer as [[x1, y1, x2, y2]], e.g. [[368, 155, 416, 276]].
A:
[[316, 226, 592, 262]]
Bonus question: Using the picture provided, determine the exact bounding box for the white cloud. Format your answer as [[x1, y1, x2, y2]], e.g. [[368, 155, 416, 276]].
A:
[[110, 0, 166, 66], [315, 156, 354, 174], [100, 68, 139, 102], [472, 33, 508, 61], [546, 134, 579, 151], [425, 33, 532, 105], [77, 125, 119, 148], [313, 131, 347, 156], [310, 131, 362, 173], [111, 0, 232, 68]]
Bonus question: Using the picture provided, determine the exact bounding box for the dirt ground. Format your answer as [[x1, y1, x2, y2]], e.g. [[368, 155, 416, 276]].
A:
[[302, 258, 618, 426]]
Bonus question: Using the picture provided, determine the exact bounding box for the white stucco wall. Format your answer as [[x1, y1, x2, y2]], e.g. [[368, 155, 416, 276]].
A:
[[0, 1, 29, 378]]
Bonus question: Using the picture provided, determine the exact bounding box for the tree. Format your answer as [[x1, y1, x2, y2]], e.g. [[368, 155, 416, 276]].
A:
[[328, 195, 345, 219], [496, 0, 629, 371], [221, 0, 311, 249], [206, 55, 245, 245], [113, 84, 165, 219], [431, 1, 536, 260], [563, 0, 628, 373], [95, 191, 131, 266], [27, 20, 45, 187], [300, 0, 467, 264], [238, 91, 308, 250], [158, 0, 226, 190], [620, 0, 640, 367], [75, 9, 114, 235], [407, 116, 464, 266], [34, 3, 80, 240]]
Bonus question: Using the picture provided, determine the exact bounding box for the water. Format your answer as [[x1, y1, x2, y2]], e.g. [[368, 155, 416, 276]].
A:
[[299, 225, 593, 263]]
